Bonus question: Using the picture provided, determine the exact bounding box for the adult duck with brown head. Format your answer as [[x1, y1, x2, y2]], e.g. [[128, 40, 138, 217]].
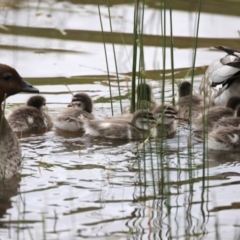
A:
[[0, 64, 39, 180]]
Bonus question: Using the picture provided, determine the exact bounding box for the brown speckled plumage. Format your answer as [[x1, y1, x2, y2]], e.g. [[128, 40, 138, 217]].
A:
[[0, 118, 21, 179]]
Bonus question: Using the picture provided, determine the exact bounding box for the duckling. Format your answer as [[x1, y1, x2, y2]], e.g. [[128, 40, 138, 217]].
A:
[[8, 95, 52, 132], [152, 104, 178, 137], [208, 126, 240, 151], [193, 96, 240, 132], [55, 93, 94, 132], [84, 110, 156, 139], [213, 104, 240, 129], [199, 46, 240, 106], [0, 63, 39, 179], [124, 82, 158, 113], [177, 81, 204, 119], [106, 83, 157, 122]]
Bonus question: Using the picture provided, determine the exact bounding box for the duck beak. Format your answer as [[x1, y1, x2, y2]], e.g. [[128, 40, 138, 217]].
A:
[[21, 79, 39, 93]]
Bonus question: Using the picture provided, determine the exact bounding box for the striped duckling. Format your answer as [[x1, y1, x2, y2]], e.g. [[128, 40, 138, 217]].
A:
[[177, 81, 204, 119], [152, 104, 178, 137], [83, 110, 156, 139], [105, 83, 158, 122], [193, 96, 240, 132], [8, 95, 52, 132], [0, 63, 39, 180], [55, 93, 94, 132]]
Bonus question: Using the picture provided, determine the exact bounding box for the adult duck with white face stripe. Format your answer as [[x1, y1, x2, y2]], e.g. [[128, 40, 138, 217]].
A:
[[199, 46, 240, 106]]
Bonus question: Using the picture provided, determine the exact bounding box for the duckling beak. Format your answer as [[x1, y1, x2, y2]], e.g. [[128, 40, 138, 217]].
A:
[[21, 79, 39, 93]]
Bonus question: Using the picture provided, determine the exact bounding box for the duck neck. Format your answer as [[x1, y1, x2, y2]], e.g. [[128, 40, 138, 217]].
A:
[[0, 102, 9, 139]]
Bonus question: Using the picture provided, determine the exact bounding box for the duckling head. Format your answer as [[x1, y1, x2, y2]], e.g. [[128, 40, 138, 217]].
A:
[[0, 64, 39, 103], [153, 104, 178, 124], [137, 83, 152, 102], [226, 96, 240, 110], [27, 95, 46, 110], [179, 81, 192, 97], [132, 110, 156, 130], [68, 93, 93, 113]]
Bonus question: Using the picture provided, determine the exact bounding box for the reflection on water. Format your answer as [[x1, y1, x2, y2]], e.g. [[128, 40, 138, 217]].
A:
[[0, 0, 240, 240]]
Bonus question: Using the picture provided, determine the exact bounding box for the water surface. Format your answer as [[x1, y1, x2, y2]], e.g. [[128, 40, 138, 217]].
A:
[[1, 1, 240, 240]]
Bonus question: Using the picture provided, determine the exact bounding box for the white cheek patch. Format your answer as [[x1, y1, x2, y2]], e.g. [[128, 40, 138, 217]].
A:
[[27, 117, 34, 125], [228, 133, 239, 143], [78, 115, 86, 121], [100, 122, 111, 128]]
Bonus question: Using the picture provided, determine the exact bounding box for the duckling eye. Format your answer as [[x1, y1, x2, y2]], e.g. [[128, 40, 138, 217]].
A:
[[3, 72, 12, 81]]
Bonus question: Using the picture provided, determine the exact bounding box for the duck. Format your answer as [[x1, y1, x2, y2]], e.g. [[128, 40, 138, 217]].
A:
[[8, 95, 52, 132], [213, 104, 240, 129], [0, 63, 39, 180], [83, 110, 156, 139], [199, 46, 240, 106], [208, 126, 240, 151], [193, 96, 240, 132], [54, 93, 94, 132], [123, 82, 158, 113], [177, 81, 204, 119], [105, 82, 158, 122], [152, 104, 178, 137]]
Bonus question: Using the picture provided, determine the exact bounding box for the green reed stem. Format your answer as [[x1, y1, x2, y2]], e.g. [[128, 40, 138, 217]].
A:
[[169, 0, 175, 106], [98, 2, 114, 115], [130, 0, 140, 113], [107, 0, 123, 113]]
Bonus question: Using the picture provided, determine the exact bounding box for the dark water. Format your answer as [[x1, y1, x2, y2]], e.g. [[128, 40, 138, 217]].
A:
[[1, 1, 240, 239]]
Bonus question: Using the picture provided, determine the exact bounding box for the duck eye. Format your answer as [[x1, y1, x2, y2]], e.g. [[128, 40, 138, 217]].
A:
[[3, 72, 12, 81]]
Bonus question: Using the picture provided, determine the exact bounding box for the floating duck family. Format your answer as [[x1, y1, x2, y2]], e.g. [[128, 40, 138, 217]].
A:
[[1, 45, 240, 180]]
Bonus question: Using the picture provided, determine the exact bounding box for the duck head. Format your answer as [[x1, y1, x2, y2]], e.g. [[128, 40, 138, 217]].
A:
[[0, 64, 39, 103], [179, 81, 192, 97], [68, 93, 93, 113], [132, 110, 156, 130], [153, 104, 178, 125], [27, 95, 46, 110]]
